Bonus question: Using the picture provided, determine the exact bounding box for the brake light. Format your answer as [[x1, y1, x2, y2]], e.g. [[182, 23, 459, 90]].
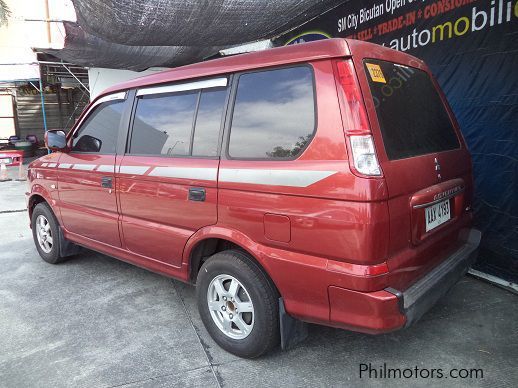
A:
[[336, 60, 369, 134], [336, 60, 381, 177]]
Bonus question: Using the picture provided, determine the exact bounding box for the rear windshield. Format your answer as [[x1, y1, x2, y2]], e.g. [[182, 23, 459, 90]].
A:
[[364, 59, 459, 160]]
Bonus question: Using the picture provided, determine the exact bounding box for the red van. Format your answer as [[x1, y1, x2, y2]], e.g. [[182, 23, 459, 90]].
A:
[[27, 39, 480, 358]]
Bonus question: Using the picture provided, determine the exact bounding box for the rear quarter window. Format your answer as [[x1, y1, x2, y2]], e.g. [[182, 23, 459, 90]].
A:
[[364, 59, 460, 160], [228, 66, 316, 159]]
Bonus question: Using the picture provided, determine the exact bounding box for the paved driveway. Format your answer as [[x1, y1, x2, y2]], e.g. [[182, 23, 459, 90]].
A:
[[0, 177, 517, 387]]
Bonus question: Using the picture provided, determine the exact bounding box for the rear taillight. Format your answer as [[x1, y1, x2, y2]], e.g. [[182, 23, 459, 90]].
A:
[[336, 60, 369, 134], [350, 135, 381, 176], [336, 60, 381, 177]]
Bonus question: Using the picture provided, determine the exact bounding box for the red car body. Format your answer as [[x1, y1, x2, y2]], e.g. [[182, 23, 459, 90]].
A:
[[27, 39, 480, 334]]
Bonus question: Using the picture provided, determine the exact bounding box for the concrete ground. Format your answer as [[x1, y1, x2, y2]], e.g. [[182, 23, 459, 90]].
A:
[[1, 166, 517, 388]]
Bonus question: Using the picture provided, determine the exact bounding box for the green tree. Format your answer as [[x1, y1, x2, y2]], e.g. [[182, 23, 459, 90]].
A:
[[0, 0, 11, 27], [266, 134, 313, 158]]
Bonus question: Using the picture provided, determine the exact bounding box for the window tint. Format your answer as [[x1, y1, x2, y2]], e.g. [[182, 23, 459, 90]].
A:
[[72, 101, 124, 153], [228, 66, 315, 159], [192, 88, 226, 157], [364, 59, 460, 160], [130, 91, 197, 156]]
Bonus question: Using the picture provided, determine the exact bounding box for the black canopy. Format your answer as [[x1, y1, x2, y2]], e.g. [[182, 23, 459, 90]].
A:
[[41, 0, 345, 70]]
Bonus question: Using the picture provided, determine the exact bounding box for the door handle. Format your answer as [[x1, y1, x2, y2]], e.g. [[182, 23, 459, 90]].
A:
[[188, 187, 206, 202], [101, 176, 113, 189]]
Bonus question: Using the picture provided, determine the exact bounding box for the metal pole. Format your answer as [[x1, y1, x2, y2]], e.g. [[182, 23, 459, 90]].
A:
[[38, 77, 48, 133], [39, 75, 49, 154], [62, 64, 90, 94], [44, 0, 52, 44]]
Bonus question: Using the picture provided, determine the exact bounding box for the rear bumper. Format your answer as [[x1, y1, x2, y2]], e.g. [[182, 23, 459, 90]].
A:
[[327, 228, 481, 333], [387, 228, 481, 328]]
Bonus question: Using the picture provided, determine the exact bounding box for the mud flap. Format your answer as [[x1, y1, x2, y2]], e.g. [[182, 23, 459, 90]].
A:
[[59, 227, 83, 257], [279, 297, 308, 350]]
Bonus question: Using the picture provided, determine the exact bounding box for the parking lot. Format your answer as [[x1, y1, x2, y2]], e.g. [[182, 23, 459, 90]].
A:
[[1, 172, 517, 388]]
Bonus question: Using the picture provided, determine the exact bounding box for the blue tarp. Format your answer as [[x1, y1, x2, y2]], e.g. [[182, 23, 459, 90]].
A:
[[275, 0, 518, 282]]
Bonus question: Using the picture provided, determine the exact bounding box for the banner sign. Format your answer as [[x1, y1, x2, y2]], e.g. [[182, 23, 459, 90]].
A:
[[275, 0, 518, 281]]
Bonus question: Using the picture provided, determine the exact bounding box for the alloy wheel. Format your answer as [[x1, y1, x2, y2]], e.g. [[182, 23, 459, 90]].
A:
[[207, 274, 255, 340], [35, 215, 53, 253]]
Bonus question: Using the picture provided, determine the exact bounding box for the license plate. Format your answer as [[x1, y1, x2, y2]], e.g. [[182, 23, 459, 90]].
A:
[[425, 199, 451, 232], [0, 157, 12, 164]]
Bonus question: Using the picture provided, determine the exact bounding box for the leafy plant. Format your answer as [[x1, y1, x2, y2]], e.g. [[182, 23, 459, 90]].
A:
[[0, 0, 11, 27]]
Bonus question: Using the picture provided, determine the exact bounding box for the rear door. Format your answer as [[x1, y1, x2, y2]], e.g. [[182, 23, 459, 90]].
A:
[[58, 92, 126, 247], [359, 59, 472, 264], [116, 78, 228, 266]]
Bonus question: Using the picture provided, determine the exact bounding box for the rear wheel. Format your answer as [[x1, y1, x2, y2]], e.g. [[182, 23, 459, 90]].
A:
[[196, 250, 280, 358], [31, 203, 66, 264]]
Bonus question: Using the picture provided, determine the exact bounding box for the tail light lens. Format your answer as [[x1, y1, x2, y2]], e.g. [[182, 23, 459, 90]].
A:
[[336, 60, 369, 133], [336, 60, 381, 177], [350, 135, 381, 176]]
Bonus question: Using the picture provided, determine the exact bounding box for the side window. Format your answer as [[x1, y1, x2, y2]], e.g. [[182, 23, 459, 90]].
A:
[[129, 85, 227, 158], [228, 66, 315, 159], [130, 92, 197, 156], [192, 88, 227, 157], [72, 101, 124, 153]]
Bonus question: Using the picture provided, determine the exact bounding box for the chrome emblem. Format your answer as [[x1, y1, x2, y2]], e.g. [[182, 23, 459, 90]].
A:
[[433, 186, 463, 201], [434, 158, 442, 181]]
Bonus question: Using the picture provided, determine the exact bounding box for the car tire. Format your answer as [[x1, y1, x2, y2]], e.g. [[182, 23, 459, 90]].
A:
[[196, 249, 280, 358], [31, 202, 66, 264]]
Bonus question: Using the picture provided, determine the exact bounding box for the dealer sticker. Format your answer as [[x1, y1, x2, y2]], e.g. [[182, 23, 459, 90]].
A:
[[366, 63, 386, 83]]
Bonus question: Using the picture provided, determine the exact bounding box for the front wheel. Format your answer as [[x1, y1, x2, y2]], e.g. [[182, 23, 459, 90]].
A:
[[196, 250, 280, 358], [31, 202, 66, 264]]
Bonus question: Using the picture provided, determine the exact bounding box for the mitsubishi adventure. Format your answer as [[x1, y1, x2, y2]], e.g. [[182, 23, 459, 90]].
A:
[[27, 39, 480, 358]]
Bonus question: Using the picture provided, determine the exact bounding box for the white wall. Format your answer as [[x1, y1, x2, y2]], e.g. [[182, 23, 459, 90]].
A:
[[0, 93, 16, 138], [0, 0, 75, 70], [88, 67, 168, 100]]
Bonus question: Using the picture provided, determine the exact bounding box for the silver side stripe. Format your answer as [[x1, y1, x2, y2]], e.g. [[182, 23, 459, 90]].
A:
[[56, 163, 110, 171], [119, 165, 150, 175], [51, 164, 335, 187], [72, 164, 96, 171], [96, 165, 114, 173], [218, 169, 337, 187], [148, 166, 218, 181]]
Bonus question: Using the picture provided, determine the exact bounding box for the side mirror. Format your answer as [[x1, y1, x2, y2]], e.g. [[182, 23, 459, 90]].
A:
[[45, 130, 68, 152], [73, 135, 102, 153]]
